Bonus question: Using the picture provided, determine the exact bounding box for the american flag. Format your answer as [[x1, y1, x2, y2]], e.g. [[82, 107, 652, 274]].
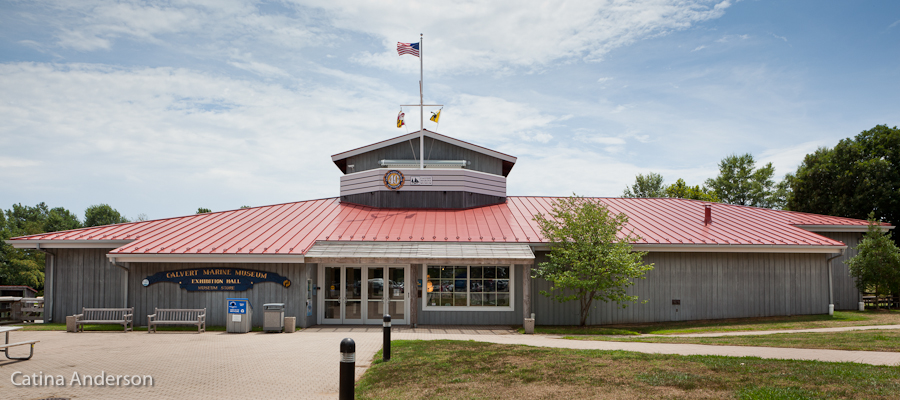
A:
[[397, 42, 420, 57]]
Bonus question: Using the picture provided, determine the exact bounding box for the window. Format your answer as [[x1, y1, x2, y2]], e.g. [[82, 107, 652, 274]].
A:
[[422, 265, 514, 311]]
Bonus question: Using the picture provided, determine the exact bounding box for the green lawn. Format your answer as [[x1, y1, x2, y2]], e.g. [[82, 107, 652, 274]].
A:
[[532, 310, 899, 336], [356, 340, 900, 399], [569, 329, 900, 352]]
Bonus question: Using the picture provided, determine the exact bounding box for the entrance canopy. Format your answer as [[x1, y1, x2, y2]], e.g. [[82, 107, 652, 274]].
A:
[[304, 242, 535, 265]]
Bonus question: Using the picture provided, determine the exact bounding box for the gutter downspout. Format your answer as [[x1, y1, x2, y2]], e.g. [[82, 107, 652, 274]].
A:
[[109, 257, 129, 309], [826, 250, 844, 315], [35, 243, 54, 323]]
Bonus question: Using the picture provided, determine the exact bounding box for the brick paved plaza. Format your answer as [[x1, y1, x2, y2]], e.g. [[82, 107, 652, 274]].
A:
[[0, 326, 515, 400], [1, 328, 386, 400]]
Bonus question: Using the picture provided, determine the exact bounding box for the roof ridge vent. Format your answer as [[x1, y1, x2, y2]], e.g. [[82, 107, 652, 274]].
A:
[[704, 204, 712, 226]]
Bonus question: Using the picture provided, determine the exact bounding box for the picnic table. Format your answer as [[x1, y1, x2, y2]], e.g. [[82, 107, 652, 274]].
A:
[[0, 326, 38, 361]]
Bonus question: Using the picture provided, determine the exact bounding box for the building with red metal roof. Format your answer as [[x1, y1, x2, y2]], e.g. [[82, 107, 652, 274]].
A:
[[7, 130, 888, 328]]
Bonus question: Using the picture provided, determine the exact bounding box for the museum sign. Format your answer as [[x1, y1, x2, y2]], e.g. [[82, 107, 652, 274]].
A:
[[142, 268, 292, 292]]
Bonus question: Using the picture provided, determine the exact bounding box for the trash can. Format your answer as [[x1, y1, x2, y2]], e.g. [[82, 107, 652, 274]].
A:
[[263, 303, 285, 333], [226, 298, 252, 333]]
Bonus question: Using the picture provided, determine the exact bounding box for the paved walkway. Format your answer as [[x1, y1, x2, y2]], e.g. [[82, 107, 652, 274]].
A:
[[0, 326, 898, 399], [642, 324, 900, 337]]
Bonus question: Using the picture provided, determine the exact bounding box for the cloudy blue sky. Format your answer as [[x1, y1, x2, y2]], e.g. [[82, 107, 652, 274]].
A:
[[1, 0, 898, 221]]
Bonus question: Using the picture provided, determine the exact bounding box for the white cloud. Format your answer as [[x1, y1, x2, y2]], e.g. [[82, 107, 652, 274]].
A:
[[28, 0, 731, 75], [7, 0, 889, 220], [692, 45, 707, 52], [584, 136, 627, 146], [507, 143, 718, 197], [432, 94, 560, 146], [0, 62, 569, 218], [316, 0, 732, 73], [716, 34, 749, 43], [524, 132, 554, 143], [227, 60, 289, 78], [889, 19, 900, 29], [32, 0, 331, 56], [0, 157, 41, 168], [0, 62, 407, 217], [757, 140, 827, 178]]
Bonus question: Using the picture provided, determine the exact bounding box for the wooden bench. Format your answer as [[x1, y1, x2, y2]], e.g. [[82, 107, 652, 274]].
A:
[[147, 308, 206, 333], [73, 307, 134, 332], [1, 340, 39, 360]]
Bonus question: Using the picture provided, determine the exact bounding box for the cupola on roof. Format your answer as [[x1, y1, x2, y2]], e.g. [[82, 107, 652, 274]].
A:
[[333, 129, 516, 209]]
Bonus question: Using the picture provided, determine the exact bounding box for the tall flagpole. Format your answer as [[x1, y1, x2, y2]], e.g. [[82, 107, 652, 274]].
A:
[[419, 33, 424, 170], [400, 34, 441, 170]]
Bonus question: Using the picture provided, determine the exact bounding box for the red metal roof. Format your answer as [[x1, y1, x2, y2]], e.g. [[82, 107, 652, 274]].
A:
[[9, 197, 883, 255]]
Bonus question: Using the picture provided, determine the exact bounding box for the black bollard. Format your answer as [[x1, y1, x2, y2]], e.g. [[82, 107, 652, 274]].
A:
[[383, 314, 391, 362], [339, 338, 355, 400]]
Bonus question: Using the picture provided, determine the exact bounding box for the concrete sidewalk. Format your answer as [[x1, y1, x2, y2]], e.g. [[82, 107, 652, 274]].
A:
[[642, 324, 900, 337]]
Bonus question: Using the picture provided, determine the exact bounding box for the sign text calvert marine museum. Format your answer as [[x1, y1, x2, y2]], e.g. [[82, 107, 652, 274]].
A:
[[142, 268, 292, 292]]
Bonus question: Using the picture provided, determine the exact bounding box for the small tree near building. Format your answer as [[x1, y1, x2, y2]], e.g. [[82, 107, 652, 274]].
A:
[[533, 195, 654, 326], [846, 215, 900, 309]]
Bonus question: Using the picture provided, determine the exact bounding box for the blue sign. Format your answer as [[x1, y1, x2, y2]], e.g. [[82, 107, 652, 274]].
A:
[[227, 298, 248, 314]]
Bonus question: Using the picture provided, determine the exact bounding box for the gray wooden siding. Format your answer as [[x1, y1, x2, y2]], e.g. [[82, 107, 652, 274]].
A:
[[46, 248, 127, 323], [129, 263, 306, 326], [346, 137, 503, 175], [532, 252, 830, 325], [341, 168, 506, 197], [415, 265, 524, 325], [817, 232, 863, 310], [45, 248, 310, 327]]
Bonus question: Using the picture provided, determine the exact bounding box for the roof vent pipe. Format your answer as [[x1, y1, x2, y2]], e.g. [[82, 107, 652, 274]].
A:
[[704, 205, 712, 225]]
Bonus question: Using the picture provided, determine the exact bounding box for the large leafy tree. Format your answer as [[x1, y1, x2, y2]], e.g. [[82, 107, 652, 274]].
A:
[[788, 125, 900, 242], [84, 204, 129, 227], [846, 215, 900, 309], [705, 153, 784, 209], [622, 172, 666, 198], [0, 203, 82, 288], [533, 195, 654, 326]]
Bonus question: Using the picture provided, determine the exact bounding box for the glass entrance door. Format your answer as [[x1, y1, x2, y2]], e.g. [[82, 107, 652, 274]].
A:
[[364, 266, 407, 325], [366, 266, 385, 324], [321, 265, 407, 325], [321, 266, 363, 324]]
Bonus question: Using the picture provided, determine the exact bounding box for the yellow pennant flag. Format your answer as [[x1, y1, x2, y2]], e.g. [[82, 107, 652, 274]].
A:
[[429, 109, 441, 123]]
